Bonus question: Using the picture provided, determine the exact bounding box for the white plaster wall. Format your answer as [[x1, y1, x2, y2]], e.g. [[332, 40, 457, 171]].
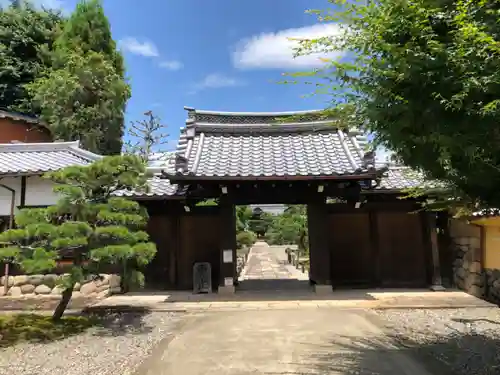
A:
[[0, 176, 58, 216], [0, 177, 21, 216], [24, 176, 59, 207]]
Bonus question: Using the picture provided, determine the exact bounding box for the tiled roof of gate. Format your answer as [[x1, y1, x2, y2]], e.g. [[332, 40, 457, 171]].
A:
[[169, 107, 377, 179], [0, 141, 101, 175], [376, 166, 445, 191]]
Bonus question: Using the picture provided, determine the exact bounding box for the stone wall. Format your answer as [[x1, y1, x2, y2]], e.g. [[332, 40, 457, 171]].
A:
[[0, 273, 121, 299], [450, 219, 485, 297], [450, 219, 500, 304]]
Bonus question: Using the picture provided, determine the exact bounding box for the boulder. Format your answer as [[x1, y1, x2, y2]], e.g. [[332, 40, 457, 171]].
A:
[[80, 282, 97, 295], [34, 284, 52, 295], [28, 275, 44, 286], [493, 279, 500, 289], [13, 275, 29, 286], [109, 275, 121, 288], [73, 282, 81, 291], [469, 262, 482, 274], [71, 291, 82, 299], [0, 276, 14, 287], [7, 286, 22, 297], [96, 284, 110, 293], [42, 274, 58, 288], [51, 286, 64, 295], [468, 284, 485, 297], [456, 268, 466, 279], [20, 284, 35, 294], [0, 288, 5, 297]]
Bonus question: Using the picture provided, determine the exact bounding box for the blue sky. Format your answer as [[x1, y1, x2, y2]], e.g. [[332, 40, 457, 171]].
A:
[[18, 0, 345, 151]]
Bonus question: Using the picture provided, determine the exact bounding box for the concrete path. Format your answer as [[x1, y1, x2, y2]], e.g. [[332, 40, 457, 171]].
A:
[[136, 308, 439, 375], [238, 242, 309, 291]]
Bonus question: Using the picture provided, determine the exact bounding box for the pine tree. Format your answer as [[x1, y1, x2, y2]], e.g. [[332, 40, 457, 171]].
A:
[[0, 155, 156, 320]]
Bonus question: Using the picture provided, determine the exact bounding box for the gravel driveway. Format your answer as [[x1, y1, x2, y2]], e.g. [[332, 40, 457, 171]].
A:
[[373, 308, 500, 375], [0, 311, 184, 375]]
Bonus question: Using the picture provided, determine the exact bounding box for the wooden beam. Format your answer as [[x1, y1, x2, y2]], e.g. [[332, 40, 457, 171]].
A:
[[20, 176, 26, 208], [425, 212, 445, 290], [307, 195, 330, 286], [219, 196, 237, 291], [368, 210, 381, 286]]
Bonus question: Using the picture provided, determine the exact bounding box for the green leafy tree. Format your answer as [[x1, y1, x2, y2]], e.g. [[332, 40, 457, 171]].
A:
[[236, 205, 252, 232], [248, 209, 273, 237], [236, 231, 257, 249], [266, 205, 308, 250], [0, 155, 156, 320], [293, 0, 500, 210], [0, 2, 63, 112], [26, 0, 130, 155]]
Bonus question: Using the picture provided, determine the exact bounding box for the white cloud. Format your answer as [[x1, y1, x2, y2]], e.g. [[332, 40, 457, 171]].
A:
[[118, 37, 159, 58], [189, 73, 244, 95], [232, 23, 344, 70], [159, 60, 183, 71]]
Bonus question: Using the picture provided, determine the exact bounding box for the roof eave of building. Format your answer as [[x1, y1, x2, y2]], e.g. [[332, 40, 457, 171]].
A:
[[161, 171, 380, 183]]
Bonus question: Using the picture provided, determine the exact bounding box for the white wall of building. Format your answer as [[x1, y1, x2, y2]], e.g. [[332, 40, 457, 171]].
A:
[[0, 175, 58, 216]]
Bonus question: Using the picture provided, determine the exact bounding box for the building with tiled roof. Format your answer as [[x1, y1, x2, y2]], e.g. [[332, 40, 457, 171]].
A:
[[0, 109, 52, 144], [0, 107, 448, 294]]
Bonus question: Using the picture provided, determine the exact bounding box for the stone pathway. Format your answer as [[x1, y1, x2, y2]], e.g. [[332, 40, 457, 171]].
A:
[[238, 242, 309, 291], [136, 308, 442, 375]]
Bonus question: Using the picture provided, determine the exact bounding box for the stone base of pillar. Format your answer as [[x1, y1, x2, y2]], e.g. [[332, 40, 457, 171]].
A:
[[314, 284, 332, 294], [218, 285, 235, 295], [430, 284, 446, 292]]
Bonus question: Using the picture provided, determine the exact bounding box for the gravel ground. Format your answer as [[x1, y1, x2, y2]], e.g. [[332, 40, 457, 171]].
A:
[[0, 311, 184, 375], [374, 308, 500, 375]]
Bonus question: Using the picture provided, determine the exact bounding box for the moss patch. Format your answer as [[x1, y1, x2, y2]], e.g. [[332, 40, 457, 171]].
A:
[[0, 314, 97, 347]]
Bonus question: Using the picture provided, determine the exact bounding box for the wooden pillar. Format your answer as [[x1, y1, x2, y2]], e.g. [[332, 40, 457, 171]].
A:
[[169, 203, 181, 288], [307, 195, 331, 293], [425, 211, 445, 291], [368, 210, 381, 286], [218, 196, 237, 294]]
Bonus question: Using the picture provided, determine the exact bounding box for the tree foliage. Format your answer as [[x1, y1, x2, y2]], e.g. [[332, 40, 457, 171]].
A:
[[265, 205, 308, 251], [248, 208, 273, 237], [126, 111, 169, 161], [0, 2, 63, 112], [25, 0, 130, 155], [293, 0, 500, 210], [0, 155, 156, 320]]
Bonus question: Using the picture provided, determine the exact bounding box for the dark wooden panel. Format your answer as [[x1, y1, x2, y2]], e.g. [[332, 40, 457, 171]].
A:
[[377, 212, 427, 287], [178, 213, 222, 290], [329, 213, 373, 286], [145, 215, 174, 288]]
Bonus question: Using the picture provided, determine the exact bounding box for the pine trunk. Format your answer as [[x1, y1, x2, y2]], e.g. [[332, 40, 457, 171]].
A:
[[52, 286, 74, 321]]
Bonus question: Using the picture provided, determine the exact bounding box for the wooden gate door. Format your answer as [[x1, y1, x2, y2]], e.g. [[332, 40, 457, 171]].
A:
[[377, 212, 427, 287], [329, 212, 374, 287]]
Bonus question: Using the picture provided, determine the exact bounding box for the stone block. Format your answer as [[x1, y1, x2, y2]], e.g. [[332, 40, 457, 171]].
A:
[[96, 284, 110, 293], [1, 276, 14, 287], [51, 286, 64, 295], [80, 281, 97, 295], [73, 282, 81, 291], [34, 284, 52, 295], [468, 284, 485, 297], [28, 275, 44, 286], [109, 286, 121, 294], [218, 285, 235, 295], [97, 290, 110, 299], [13, 275, 29, 286], [8, 286, 22, 297], [20, 284, 35, 294], [469, 261, 482, 274], [493, 279, 500, 289], [42, 274, 58, 288], [314, 284, 333, 294], [109, 275, 121, 288], [456, 268, 466, 278], [72, 291, 82, 299], [430, 284, 446, 291]]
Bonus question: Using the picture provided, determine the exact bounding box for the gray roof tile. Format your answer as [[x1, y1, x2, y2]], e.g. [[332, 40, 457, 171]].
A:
[[0, 141, 100, 175], [172, 108, 375, 178], [115, 173, 184, 198], [376, 167, 442, 191]]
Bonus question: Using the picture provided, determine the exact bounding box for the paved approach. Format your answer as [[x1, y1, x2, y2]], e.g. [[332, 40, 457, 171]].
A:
[[136, 308, 439, 375], [238, 242, 309, 291]]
